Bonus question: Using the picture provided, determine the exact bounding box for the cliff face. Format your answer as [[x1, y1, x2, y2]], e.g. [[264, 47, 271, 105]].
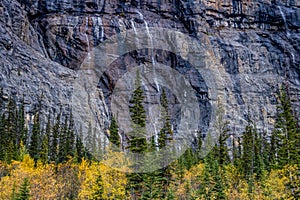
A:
[[0, 0, 299, 134]]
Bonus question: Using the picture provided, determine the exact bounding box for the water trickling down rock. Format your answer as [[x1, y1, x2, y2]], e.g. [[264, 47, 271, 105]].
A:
[[0, 0, 299, 138]]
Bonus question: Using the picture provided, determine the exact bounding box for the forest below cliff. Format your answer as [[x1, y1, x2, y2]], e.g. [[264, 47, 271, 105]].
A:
[[0, 0, 299, 199], [0, 80, 299, 200]]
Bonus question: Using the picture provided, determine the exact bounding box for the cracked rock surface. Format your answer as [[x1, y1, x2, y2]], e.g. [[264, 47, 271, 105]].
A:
[[0, 0, 299, 135]]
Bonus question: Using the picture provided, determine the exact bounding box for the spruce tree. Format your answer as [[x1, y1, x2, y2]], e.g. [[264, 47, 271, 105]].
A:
[[272, 86, 299, 168], [127, 69, 148, 199], [75, 130, 85, 163], [0, 113, 5, 160], [158, 88, 173, 149], [14, 178, 30, 200], [260, 131, 271, 171], [143, 88, 174, 198], [58, 116, 69, 163], [200, 148, 227, 199], [142, 169, 164, 200], [241, 123, 255, 179], [253, 126, 265, 179], [109, 116, 120, 148], [50, 113, 60, 163], [11, 182, 16, 200], [5, 97, 18, 161], [17, 98, 27, 148], [29, 112, 41, 164], [40, 134, 49, 165], [91, 174, 104, 200], [142, 136, 166, 199], [232, 135, 242, 170], [66, 112, 75, 158], [128, 69, 147, 153], [269, 128, 278, 169], [40, 115, 51, 164], [214, 100, 230, 166]]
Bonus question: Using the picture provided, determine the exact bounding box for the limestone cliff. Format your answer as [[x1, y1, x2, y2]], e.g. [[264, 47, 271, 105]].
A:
[[0, 0, 299, 136]]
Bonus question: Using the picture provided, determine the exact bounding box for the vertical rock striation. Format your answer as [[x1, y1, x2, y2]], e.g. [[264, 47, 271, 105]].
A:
[[0, 0, 299, 135]]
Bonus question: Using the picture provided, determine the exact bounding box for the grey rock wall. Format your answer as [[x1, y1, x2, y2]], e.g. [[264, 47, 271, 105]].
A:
[[0, 0, 299, 135]]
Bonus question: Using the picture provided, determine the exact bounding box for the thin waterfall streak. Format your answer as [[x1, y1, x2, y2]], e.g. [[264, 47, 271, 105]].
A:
[[85, 16, 91, 59], [94, 16, 104, 42], [291, 52, 295, 63], [98, 17, 104, 42], [131, 19, 141, 57], [131, 19, 137, 33], [136, 10, 144, 20], [278, 6, 290, 37], [154, 125, 159, 150], [144, 19, 159, 92]]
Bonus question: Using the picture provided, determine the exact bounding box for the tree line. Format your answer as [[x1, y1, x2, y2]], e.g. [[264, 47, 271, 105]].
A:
[[0, 96, 88, 165], [0, 71, 299, 199]]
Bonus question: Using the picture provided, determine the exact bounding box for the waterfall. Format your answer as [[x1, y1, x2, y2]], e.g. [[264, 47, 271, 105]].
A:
[[131, 19, 137, 33], [85, 16, 91, 59], [278, 6, 290, 37], [144, 20, 155, 65], [132, 11, 161, 146], [136, 10, 144, 20], [92, 16, 104, 42], [291, 52, 295, 63], [131, 19, 140, 48], [143, 16, 159, 92]]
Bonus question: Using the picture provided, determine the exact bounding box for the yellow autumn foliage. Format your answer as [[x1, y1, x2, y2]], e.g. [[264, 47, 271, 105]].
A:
[[78, 149, 129, 200], [0, 153, 129, 200], [0, 153, 297, 200], [0, 155, 61, 199]]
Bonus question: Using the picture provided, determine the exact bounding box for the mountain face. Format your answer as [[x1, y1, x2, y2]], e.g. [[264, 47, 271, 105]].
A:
[[0, 0, 299, 136]]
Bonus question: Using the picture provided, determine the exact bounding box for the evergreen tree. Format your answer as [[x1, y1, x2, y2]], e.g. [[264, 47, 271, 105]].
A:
[[75, 130, 85, 163], [158, 88, 173, 149], [29, 112, 41, 164], [66, 112, 75, 158], [128, 69, 147, 153], [14, 178, 30, 200], [142, 88, 175, 198], [142, 136, 166, 199], [232, 135, 242, 169], [269, 128, 278, 169], [214, 99, 230, 166], [17, 141, 28, 161], [7, 97, 17, 143], [0, 113, 6, 160], [271, 86, 300, 168], [58, 116, 69, 163], [50, 113, 60, 163], [109, 116, 120, 148], [11, 182, 16, 200], [253, 126, 265, 179], [142, 169, 165, 200], [40, 133, 49, 164], [260, 131, 271, 171], [5, 97, 18, 161], [40, 115, 51, 164], [127, 69, 148, 199], [5, 140, 16, 163], [199, 149, 227, 199], [17, 98, 27, 148], [239, 117, 266, 180], [241, 123, 255, 179], [91, 174, 104, 200]]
